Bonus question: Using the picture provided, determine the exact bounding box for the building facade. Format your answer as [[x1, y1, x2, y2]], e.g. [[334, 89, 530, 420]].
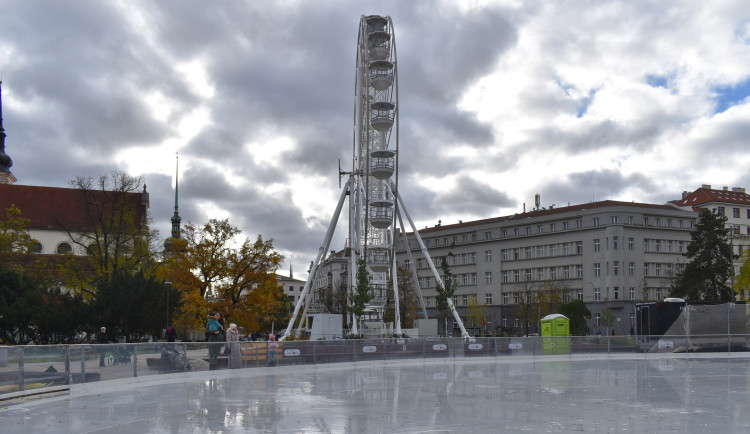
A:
[[395, 200, 699, 336]]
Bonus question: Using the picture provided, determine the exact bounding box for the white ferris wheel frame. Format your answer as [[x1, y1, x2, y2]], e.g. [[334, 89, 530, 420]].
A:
[[281, 15, 469, 341]]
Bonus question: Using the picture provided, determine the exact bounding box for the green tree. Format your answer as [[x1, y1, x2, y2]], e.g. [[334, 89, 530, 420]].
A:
[[671, 210, 733, 301], [0, 205, 35, 259], [557, 299, 592, 336], [93, 270, 181, 342], [736, 249, 750, 301], [435, 253, 457, 336], [466, 294, 487, 333], [349, 257, 372, 328]]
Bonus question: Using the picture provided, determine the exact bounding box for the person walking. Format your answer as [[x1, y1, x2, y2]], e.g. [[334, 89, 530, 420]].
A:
[[226, 323, 241, 369], [97, 327, 109, 367], [205, 313, 224, 370]]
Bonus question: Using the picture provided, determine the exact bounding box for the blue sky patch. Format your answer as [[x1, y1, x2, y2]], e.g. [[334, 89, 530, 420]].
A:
[[645, 74, 669, 88], [713, 78, 750, 114]]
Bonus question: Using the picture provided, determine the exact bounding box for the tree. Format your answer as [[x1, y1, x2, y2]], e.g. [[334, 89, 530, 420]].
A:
[[557, 299, 591, 336], [0, 205, 35, 259], [61, 171, 159, 294], [175, 218, 285, 333], [466, 295, 487, 332], [600, 300, 615, 336], [435, 253, 457, 336], [736, 249, 750, 301], [384, 263, 419, 329], [349, 257, 372, 329], [93, 270, 180, 342], [671, 210, 733, 301], [0, 262, 88, 344]]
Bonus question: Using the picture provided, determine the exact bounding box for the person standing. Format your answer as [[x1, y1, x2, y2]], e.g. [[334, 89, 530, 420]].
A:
[[205, 313, 224, 369], [267, 334, 278, 367], [97, 327, 109, 367], [165, 325, 177, 342], [226, 323, 241, 369]]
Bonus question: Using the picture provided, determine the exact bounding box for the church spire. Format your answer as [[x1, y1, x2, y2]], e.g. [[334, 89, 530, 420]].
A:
[[170, 154, 182, 239], [0, 79, 17, 185]]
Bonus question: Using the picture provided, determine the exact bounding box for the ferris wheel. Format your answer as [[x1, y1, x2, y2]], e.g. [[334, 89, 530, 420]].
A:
[[281, 15, 469, 340]]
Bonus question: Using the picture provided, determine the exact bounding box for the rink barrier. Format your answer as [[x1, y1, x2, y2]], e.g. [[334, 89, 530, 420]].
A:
[[1, 334, 748, 400]]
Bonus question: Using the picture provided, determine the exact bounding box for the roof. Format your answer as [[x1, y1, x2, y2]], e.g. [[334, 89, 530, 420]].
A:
[[673, 186, 750, 209], [414, 200, 685, 235], [0, 184, 147, 232]]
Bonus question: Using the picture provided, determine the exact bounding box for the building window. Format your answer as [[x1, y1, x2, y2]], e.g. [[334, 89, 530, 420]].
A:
[[655, 240, 661, 252], [485, 272, 493, 284], [472, 233, 477, 242], [594, 288, 601, 301], [485, 231, 492, 240], [593, 217, 600, 226], [502, 250, 509, 261], [628, 237, 634, 251], [462, 235, 468, 243], [56, 242, 73, 254], [525, 226, 532, 235], [513, 248, 520, 260], [595, 313, 601, 327], [576, 241, 583, 254], [594, 263, 601, 277], [594, 239, 600, 252], [613, 261, 619, 276], [577, 289, 583, 300], [613, 236, 618, 250], [666, 240, 673, 252], [629, 287, 635, 301], [563, 221, 570, 230], [576, 219, 583, 229], [643, 239, 649, 251], [611, 216, 619, 224], [537, 268, 545, 280], [627, 216, 634, 225], [718, 207, 725, 216], [733, 208, 740, 218], [563, 243, 571, 255], [549, 244, 557, 256], [502, 293, 509, 305], [526, 269, 533, 281], [485, 250, 492, 262], [502, 271, 509, 283], [613, 287, 619, 300], [563, 265, 571, 279], [537, 225, 543, 234], [485, 293, 493, 305], [628, 262, 635, 276], [513, 270, 521, 282], [537, 245, 544, 258], [513, 228, 519, 236], [576, 265, 583, 278], [502, 229, 508, 238], [32, 241, 43, 254], [550, 267, 558, 279], [525, 247, 533, 259], [655, 218, 661, 227], [655, 264, 662, 277], [550, 223, 557, 232], [678, 241, 685, 253]]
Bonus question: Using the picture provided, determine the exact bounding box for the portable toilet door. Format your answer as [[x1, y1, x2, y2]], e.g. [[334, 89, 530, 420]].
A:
[[541, 314, 570, 355]]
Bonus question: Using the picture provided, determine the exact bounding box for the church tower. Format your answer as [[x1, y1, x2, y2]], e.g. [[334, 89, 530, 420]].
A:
[[0, 80, 17, 185], [163, 155, 184, 252]]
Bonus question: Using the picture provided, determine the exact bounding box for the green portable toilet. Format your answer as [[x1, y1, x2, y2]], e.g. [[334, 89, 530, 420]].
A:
[[541, 314, 570, 355]]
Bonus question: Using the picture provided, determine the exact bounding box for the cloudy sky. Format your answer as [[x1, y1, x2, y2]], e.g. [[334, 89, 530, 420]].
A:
[[2, 0, 750, 279]]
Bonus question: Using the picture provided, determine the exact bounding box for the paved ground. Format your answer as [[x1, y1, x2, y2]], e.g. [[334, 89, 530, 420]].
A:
[[1, 353, 750, 433]]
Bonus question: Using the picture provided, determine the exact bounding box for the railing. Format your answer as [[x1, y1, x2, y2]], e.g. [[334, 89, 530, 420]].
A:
[[1, 334, 748, 400]]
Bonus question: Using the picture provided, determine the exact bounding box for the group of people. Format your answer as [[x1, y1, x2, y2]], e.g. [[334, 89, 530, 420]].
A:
[[205, 312, 278, 369]]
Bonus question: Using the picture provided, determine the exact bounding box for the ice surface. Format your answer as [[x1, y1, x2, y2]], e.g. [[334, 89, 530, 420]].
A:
[[2, 354, 749, 433]]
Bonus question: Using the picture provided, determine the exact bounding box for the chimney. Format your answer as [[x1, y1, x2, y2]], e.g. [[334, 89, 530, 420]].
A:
[[682, 191, 689, 199], [732, 187, 746, 193], [702, 184, 711, 189], [723, 186, 729, 191]]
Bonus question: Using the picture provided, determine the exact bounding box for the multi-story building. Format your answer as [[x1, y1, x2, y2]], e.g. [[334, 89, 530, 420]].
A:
[[395, 200, 698, 336], [673, 184, 750, 264]]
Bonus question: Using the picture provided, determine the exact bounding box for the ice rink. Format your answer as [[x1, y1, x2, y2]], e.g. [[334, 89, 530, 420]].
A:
[[2, 353, 749, 433]]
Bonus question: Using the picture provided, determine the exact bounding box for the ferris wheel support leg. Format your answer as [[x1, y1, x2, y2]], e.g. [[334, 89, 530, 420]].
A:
[[396, 210, 428, 319], [392, 183, 471, 339], [280, 178, 351, 341], [392, 255, 402, 336]]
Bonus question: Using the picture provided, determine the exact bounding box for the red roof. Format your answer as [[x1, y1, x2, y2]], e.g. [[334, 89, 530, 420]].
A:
[[674, 187, 750, 209], [0, 184, 147, 232]]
